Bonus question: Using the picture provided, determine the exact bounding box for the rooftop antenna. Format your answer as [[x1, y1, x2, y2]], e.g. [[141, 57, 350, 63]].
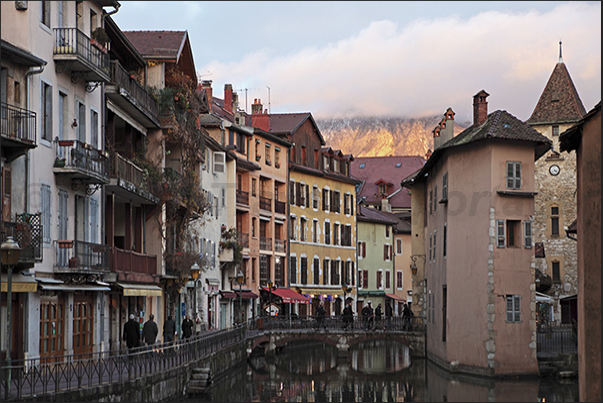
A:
[[558, 40, 563, 63], [266, 86, 271, 113]]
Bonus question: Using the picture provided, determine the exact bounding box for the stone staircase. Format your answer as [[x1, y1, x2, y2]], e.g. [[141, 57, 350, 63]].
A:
[[538, 352, 578, 378], [187, 367, 212, 394]]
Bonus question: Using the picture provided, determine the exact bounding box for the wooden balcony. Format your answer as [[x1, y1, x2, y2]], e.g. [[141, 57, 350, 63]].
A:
[[53, 139, 110, 186], [106, 60, 160, 128], [236, 189, 249, 206], [274, 238, 286, 253], [275, 200, 286, 214], [1, 103, 37, 160], [259, 196, 272, 211], [53, 28, 110, 83], [53, 239, 110, 273], [111, 247, 157, 277]]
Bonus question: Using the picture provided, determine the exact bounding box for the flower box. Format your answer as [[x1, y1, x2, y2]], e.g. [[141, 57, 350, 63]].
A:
[[58, 240, 73, 249]]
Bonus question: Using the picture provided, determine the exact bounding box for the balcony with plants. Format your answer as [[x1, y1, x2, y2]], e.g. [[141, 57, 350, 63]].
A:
[[53, 138, 110, 186], [53, 239, 110, 274]]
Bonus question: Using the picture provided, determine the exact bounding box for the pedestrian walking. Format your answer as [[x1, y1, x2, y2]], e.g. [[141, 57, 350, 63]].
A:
[[182, 314, 194, 339], [142, 314, 158, 349], [361, 300, 374, 330], [385, 300, 393, 329], [402, 303, 414, 331], [123, 314, 140, 353], [342, 301, 354, 330], [315, 300, 327, 329], [163, 315, 176, 344], [375, 303, 383, 330]]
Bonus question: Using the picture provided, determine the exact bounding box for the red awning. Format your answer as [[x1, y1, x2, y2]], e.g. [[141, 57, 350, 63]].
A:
[[261, 287, 310, 304], [220, 291, 258, 299], [385, 293, 406, 302]]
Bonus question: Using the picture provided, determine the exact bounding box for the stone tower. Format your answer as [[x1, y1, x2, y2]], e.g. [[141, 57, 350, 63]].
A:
[[526, 42, 586, 324]]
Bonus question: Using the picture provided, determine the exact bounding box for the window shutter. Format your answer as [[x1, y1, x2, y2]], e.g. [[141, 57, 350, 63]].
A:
[[305, 185, 310, 208], [390, 245, 393, 260], [296, 182, 301, 206], [515, 163, 521, 189], [524, 221, 532, 248], [350, 195, 354, 215], [363, 242, 366, 258], [330, 190, 334, 211], [322, 189, 327, 211], [290, 182, 295, 205], [497, 220, 506, 248], [384, 245, 388, 260], [323, 259, 329, 284], [507, 162, 514, 189], [514, 295, 521, 322]]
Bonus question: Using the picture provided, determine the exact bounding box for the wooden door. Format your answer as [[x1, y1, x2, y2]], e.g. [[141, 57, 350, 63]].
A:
[[40, 296, 65, 362], [73, 294, 94, 356]]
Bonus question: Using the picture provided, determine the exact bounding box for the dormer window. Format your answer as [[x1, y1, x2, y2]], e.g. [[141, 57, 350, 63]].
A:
[[396, 163, 401, 168], [379, 184, 386, 195]]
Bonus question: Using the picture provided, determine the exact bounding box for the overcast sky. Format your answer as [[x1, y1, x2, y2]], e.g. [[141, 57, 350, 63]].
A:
[[113, 1, 601, 124]]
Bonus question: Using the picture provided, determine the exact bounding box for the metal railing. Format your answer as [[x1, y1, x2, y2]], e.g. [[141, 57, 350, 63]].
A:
[[537, 324, 577, 354], [249, 315, 425, 333], [0, 327, 244, 401], [109, 60, 159, 118], [260, 236, 272, 251], [0, 102, 36, 144], [274, 238, 286, 253], [237, 232, 249, 248], [53, 27, 109, 73], [54, 139, 110, 183], [259, 196, 271, 211], [275, 200, 286, 214], [236, 189, 249, 205], [54, 239, 110, 272], [111, 247, 157, 276]]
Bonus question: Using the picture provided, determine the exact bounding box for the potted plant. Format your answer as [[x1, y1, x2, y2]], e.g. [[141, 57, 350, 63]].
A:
[[90, 27, 109, 52], [54, 157, 66, 167]]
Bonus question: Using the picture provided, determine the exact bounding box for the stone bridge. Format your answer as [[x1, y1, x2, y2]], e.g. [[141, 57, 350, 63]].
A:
[[248, 329, 426, 358]]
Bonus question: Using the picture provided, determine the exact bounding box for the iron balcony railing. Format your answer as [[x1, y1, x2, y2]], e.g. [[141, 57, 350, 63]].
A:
[[109, 60, 159, 119], [53, 28, 110, 80], [275, 200, 286, 214], [274, 238, 286, 253], [260, 237, 272, 251], [237, 232, 249, 248], [236, 189, 249, 205], [111, 247, 157, 276], [112, 153, 144, 186], [1, 213, 43, 263], [54, 139, 110, 183], [259, 196, 271, 211], [54, 239, 110, 272], [537, 324, 577, 354], [0, 102, 36, 145]]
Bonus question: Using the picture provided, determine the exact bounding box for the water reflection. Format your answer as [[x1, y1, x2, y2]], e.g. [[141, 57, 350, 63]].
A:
[[184, 340, 578, 402]]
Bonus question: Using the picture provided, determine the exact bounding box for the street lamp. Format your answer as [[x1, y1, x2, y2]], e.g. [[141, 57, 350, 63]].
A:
[[236, 268, 245, 325], [2, 236, 21, 400], [410, 254, 425, 276], [190, 262, 200, 334], [266, 279, 274, 317]]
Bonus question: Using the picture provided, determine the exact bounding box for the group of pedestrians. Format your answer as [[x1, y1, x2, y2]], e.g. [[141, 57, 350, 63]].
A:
[[122, 313, 196, 353], [312, 299, 413, 331]]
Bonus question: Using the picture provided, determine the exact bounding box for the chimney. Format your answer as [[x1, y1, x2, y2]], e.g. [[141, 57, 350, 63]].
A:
[[251, 98, 263, 115], [251, 98, 270, 131], [433, 125, 442, 150], [442, 107, 455, 143], [224, 84, 233, 114], [473, 90, 489, 126], [381, 198, 391, 212], [201, 80, 213, 109]]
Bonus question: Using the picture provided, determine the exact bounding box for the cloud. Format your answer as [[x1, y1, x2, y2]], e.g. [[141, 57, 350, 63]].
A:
[[202, 2, 600, 121]]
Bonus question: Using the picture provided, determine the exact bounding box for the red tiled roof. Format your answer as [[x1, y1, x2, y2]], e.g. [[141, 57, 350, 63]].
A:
[[268, 113, 310, 133], [123, 30, 187, 60], [527, 61, 587, 125], [351, 156, 425, 209]]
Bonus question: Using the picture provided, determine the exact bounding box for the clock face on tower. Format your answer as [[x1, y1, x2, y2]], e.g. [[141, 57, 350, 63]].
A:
[[549, 164, 560, 176]]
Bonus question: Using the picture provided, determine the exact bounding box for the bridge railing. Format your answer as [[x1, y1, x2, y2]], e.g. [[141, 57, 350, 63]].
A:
[[247, 315, 425, 332]]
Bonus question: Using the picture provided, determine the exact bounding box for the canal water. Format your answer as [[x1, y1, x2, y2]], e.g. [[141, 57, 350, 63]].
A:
[[179, 340, 578, 402]]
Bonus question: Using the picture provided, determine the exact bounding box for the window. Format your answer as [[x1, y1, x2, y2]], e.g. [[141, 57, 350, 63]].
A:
[[434, 186, 437, 212], [524, 221, 533, 248], [429, 234, 432, 261], [362, 270, 369, 289], [265, 143, 271, 165], [497, 220, 505, 248], [289, 216, 296, 240], [58, 92, 67, 152], [433, 230, 436, 261], [300, 218, 307, 241], [252, 178, 257, 197], [333, 223, 340, 245], [506, 162, 522, 190], [443, 223, 447, 257], [323, 259, 330, 285], [41, 1, 50, 27], [358, 241, 366, 258], [41, 81, 52, 141], [377, 270, 383, 289], [300, 257, 308, 285], [41, 184, 51, 244], [331, 260, 339, 285], [442, 172, 448, 201], [396, 238, 403, 255], [237, 133, 246, 154], [385, 226, 390, 238], [312, 186, 319, 209], [384, 245, 392, 261], [312, 220, 318, 243], [507, 220, 520, 247], [314, 150, 319, 169], [442, 286, 447, 342], [324, 222, 330, 245], [359, 163, 365, 169], [322, 188, 330, 211], [333, 191, 340, 213], [252, 218, 256, 238], [255, 139, 261, 161], [221, 187, 226, 207], [90, 110, 99, 149], [396, 271, 403, 289], [429, 189, 433, 214], [301, 146, 307, 165], [275, 148, 280, 168], [289, 181, 295, 205], [323, 155, 329, 171], [552, 261, 561, 283], [213, 151, 225, 173], [551, 206, 560, 236], [313, 258, 320, 285], [552, 125, 559, 136], [506, 295, 521, 322], [290, 256, 297, 284], [385, 270, 391, 289], [77, 100, 86, 143], [342, 224, 352, 246], [260, 255, 270, 284]]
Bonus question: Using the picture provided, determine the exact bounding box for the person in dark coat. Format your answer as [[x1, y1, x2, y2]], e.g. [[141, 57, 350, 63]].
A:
[[315, 301, 327, 329], [385, 300, 393, 329], [375, 303, 383, 330], [142, 314, 158, 348], [123, 314, 140, 352], [182, 314, 194, 339], [402, 303, 414, 331], [361, 301, 374, 330], [163, 315, 176, 343], [342, 301, 354, 330]]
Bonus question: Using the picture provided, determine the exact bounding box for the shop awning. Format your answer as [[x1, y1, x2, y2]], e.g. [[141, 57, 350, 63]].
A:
[[536, 292, 553, 303], [1, 273, 37, 293], [39, 283, 111, 292], [261, 287, 310, 304], [220, 291, 258, 299], [358, 290, 386, 296], [116, 283, 162, 297], [298, 288, 344, 296], [385, 293, 406, 302]]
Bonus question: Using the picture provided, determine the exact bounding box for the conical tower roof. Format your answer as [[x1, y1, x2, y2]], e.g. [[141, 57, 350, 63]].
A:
[[526, 42, 586, 125]]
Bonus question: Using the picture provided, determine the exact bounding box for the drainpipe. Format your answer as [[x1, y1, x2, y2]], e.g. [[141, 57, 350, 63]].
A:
[[102, 3, 120, 18], [24, 63, 46, 215]]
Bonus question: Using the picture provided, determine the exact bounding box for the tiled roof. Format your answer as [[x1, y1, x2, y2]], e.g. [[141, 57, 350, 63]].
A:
[[267, 113, 326, 145], [526, 62, 587, 125], [357, 205, 400, 225], [351, 156, 425, 209], [123, 31, 187, 59]]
